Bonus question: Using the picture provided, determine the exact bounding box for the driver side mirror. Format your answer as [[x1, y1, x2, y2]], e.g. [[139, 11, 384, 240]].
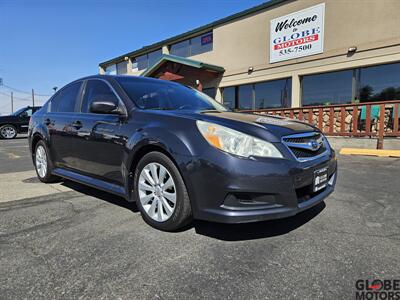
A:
[[89, 100, 119, 114]]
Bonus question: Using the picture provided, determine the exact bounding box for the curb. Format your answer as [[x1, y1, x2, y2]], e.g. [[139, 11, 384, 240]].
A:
[[339, 148, 400, 158]]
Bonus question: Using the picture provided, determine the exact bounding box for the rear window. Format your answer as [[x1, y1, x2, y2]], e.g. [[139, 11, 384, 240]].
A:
[[116, 78, 227, 112]]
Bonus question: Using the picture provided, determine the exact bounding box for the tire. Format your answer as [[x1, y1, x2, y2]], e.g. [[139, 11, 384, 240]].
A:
[[34, 140, 60, 183], [0, 125, 17, 139], [134, 151, 192, 231]]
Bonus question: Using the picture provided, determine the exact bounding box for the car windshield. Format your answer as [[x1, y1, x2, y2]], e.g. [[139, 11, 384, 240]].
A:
[[116, 77, 228, 112], [12, 107, 26, 116]]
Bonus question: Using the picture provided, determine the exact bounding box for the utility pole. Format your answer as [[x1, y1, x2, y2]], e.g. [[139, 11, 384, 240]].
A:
[[32, 88, 35, 107], [11, 92, 14, 113]]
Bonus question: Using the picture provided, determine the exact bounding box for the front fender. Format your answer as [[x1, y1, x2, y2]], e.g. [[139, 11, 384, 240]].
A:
[[124, 125, 201, 209]]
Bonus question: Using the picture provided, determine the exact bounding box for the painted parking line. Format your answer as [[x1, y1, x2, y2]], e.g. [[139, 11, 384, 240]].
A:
[[340, 148, 400, 158]]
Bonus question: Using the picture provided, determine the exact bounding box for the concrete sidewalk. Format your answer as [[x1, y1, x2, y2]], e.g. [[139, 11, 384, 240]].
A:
[[0, 170, 71, 203]]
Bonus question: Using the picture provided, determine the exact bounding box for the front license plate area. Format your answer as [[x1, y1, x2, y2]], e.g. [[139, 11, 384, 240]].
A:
[[313, 167, 328, 192]]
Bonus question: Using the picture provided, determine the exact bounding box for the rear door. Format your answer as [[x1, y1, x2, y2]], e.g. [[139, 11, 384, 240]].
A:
[[66, 79, 127, 185], [45, 81, 83, 168]]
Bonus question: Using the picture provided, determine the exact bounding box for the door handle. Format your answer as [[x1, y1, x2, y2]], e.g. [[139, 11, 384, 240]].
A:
[[71, 121, 83, 129]]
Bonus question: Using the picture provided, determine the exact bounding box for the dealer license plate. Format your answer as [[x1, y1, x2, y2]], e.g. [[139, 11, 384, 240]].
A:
[[313, 167, 328, 192]]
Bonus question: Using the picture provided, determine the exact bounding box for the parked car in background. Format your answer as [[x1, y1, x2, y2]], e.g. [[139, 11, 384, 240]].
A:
[[28, 75, 337, 231], [0, 106, 42, 139]]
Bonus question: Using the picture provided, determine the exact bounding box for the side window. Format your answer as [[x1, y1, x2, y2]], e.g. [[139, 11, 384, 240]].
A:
[[50, 82, 81, 112], [20, 108, 32, 118], [81, 80, 119, 113]]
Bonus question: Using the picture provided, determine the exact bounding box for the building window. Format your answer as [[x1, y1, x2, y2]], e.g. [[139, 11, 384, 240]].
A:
[[358, 62, 400, 102], [254, 78, 291, 109], [170, 40, 190, 57], [202, 87, 216, 99], [238, 84, 253, 110], [302, 70, 353, 106], [147, 49, 163, 68], [222, 87, 236, 109], [222, 78, 292, 110], [170, 32, 213, 57], [105, 64, 116, 75], [133, 49, 163, 71], [116, 61, 128, 75]]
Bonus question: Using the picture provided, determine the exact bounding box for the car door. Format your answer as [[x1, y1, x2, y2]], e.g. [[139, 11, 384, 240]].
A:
[[65, 79, 128, 186], [17, 107, 33, 133], [45, 81, 83, 168]]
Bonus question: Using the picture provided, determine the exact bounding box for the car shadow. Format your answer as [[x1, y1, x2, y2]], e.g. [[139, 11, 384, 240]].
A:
[[59, 179, 325, 241], [60, 180, 139, 212], [192, 202, 326, 241]]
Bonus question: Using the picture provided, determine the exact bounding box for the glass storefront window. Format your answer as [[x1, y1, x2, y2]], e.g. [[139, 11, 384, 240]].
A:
[[148, 49, 162, 67], [238, 84, 253, 110], [105, 64, 116, 75], [170, 40, 190, 57], [191, 33, 213, 56], [136, 54, 148, 71], [134, 49, 162, 71], [170, 32, 213, 57], [254, 78, 291, 109], [222, 87, 236, 109], [302, 70, 353, 106], [116, 61, 128, 75], [202, 87, 216, 99], [358, 63, 400, 102]]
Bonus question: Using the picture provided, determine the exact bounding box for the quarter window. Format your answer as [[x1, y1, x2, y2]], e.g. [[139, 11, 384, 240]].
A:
[[51, 82, 82, 112], [81, 80, 119, 113]]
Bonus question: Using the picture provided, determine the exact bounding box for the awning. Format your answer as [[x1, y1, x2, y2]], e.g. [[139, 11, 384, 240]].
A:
[[140, 54, 225, 81]]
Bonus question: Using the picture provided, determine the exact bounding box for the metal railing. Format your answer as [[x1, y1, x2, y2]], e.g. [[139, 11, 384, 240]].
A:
[[240, 100, 400, 149]]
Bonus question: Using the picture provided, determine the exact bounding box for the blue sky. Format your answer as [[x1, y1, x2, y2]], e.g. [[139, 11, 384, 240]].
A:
[[0, 0, 266, 114]]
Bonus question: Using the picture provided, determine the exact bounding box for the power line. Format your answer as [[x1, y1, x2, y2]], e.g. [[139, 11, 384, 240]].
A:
[[1, 84, 52, 97]]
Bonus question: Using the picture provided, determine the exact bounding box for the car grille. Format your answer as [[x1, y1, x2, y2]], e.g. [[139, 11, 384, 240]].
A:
[[282, 132, 329, 161]]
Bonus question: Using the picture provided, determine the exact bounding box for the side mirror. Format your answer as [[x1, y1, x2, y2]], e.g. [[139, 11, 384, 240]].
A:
[[89, 100, 118, 114]]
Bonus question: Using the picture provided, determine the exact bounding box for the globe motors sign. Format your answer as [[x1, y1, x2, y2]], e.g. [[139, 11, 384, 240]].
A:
[[270, 3, 325, 63]]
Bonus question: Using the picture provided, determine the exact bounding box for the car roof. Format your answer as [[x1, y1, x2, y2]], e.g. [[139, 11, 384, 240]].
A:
[[74, 74, 179, 86]]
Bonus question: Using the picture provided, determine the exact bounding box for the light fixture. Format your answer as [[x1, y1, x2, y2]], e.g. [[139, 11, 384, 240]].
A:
[[348, 46, 357, 53], [124, 56, 129, 61], [248, 67, 254, 74]]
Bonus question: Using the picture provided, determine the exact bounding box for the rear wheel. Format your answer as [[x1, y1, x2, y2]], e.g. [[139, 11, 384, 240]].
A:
[[34, 140, 59, 183], [134, 152, 192, 231], [0, 125, 17, 139]]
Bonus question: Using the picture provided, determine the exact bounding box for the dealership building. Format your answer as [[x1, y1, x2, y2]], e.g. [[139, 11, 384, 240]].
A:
[[99, 0, 400, 111]]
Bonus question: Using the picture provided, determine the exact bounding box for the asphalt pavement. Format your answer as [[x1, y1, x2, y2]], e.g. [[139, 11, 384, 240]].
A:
[[0, 137, 399, 299]]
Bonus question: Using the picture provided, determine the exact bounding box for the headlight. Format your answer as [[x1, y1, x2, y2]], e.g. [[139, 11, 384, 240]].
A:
[[196, 120, 283, 158]]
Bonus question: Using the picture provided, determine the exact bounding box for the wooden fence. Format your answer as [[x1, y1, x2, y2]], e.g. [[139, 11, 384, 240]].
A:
[[240, 100, 400, 149]]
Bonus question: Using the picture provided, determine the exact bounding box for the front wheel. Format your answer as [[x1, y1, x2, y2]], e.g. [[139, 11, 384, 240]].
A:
[[0, 125, 17, 139], [134, 152, 192, 231]]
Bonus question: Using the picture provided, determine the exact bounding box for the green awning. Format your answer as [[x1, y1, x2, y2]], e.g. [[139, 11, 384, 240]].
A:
[[141, 54, 225, 77]]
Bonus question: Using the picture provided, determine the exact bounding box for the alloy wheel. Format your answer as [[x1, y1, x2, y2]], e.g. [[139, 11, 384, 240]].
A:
[[1, 126, 16, 139], [138, 162, 176, 222], [35, 145, 48, 178]]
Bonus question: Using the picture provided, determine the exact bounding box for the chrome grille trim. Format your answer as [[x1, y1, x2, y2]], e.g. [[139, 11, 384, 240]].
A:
[[281, 132, 330, 162]]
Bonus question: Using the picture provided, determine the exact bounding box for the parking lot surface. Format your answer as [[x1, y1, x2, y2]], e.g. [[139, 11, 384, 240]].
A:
[[0, 137, 399, 299]]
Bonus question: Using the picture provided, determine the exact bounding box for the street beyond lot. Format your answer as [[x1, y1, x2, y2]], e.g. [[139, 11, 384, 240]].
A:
[[0, 137, 399, 299]]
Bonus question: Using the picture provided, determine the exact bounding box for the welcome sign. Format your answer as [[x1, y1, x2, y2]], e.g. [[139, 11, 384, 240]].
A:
[[270, 3, 325, 63]]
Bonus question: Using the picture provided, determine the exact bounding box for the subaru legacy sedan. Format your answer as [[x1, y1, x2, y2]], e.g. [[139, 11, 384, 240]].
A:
[[28, 75, 336, 231]]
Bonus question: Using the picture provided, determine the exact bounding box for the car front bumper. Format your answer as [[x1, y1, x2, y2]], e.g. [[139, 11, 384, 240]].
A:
[[181, 147, 337, 223]]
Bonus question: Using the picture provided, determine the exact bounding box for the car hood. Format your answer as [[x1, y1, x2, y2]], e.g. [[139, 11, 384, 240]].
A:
[[164, 110, 317, 142]]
